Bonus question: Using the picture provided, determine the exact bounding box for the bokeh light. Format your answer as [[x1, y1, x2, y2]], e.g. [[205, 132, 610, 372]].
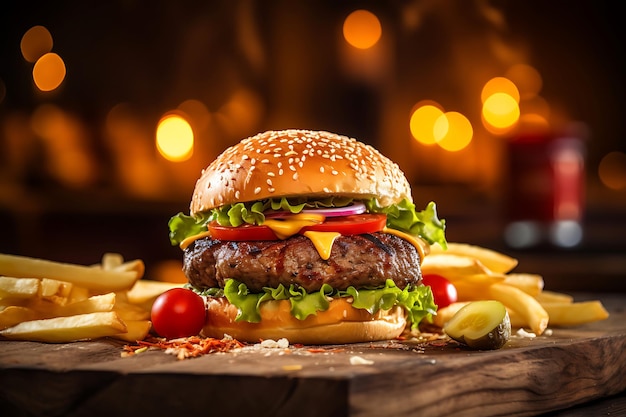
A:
[[20, 25, 53, 63], [409, 101, 444, 145], [598, 151, 626, 190], [32, 52, 66, 92], [481, 77, 520, 104], [156, 113, 194, 162], [482, 92, 520, 131], [433, 112, 473, 152], [343, 10, 382, 49]]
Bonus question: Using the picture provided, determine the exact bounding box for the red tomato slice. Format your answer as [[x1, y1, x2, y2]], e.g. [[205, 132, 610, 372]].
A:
[[300, 214, 387, 235], [208, 214, 387, 241]]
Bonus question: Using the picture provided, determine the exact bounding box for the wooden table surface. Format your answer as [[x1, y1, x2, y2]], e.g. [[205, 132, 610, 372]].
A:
[[1, 293, 625, 417]]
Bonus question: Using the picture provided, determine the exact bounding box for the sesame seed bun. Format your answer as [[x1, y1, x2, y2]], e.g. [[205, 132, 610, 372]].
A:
[[202, 297, 407, 344], [190, 129, 413, 214]]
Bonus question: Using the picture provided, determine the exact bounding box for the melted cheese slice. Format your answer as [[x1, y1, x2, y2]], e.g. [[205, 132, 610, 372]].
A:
[[263, 213, 325, 239], [383, 226, 427, 263], [303, 231, 340, 260], [180, 231, 212, 250]]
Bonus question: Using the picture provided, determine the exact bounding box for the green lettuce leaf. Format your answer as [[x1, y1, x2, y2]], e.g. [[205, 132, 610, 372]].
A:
[[216, 278, 437, 328], [366, 199, 447, 249], [168, 212, 211, 246]]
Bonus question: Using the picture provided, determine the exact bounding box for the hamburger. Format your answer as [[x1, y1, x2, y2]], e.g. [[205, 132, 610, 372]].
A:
[[168, 129, 447, 344]]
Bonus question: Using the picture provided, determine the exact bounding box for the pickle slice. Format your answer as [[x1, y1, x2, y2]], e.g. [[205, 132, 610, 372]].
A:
[[443, 300, 511, 350]]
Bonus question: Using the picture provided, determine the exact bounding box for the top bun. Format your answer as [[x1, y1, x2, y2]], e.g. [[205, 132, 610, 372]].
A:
[[190, 129, 412, 214]]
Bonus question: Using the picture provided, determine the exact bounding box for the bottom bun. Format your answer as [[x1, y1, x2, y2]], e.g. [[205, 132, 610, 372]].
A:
[[201, 297, 407, 344]]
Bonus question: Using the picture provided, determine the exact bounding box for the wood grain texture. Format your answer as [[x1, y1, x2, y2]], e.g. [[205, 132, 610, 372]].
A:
[[1, 293, 625, 417]]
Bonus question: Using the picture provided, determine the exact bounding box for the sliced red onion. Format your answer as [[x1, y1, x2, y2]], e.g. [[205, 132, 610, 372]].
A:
[[265, 202, 367, 218]]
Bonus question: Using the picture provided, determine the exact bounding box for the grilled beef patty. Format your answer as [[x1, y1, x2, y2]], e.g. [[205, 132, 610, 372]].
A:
[[183, 232, 422, 293]]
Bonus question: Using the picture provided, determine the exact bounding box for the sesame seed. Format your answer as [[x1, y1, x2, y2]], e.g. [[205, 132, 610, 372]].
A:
[[254, 187, 261, 194], [320, 166, 325, 173], [261, 159, 270, 164], [292, 172, 298, 180], [268, 172, 275, 177]]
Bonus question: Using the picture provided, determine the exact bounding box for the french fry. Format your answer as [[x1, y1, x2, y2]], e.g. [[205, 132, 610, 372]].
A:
[[505, 308, 527, 329], [68, 285, 90, 303], [113, 299, 151, 321], [453, 281, 495, 301], [0, 311, 127, 343], [111, 320, 152, 343], [100, 253, 124, 270], [0, 253, 143, 293], [0, 297, 29, 309], [112, 259, 145, 278], [430, 243, 518, 274], [433, 302, 469, 328], [39, 278, 73, 305], [126, 280, 182, 307], [50, 293, 117, 317], [421, 254, 500, 281], [542, 301, 609, 326], [536, 290, 574, 305], [0, 276, 40, 298], [502, 274, 544, 297], [488, 283, 549, 335], [0, 306, 38, 330]]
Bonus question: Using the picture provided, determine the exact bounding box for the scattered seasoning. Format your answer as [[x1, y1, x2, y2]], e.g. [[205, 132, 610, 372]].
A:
[[516, 328, 537, 338], [350, 356, 374, 365], [122, 335, 245, 360]]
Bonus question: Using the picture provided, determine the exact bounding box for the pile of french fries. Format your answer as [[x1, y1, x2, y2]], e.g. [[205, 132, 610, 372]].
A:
[[0, 253, 181, 343], [424, 243, 610, 335]]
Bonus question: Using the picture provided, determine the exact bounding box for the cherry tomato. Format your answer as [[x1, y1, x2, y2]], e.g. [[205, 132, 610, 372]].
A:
[[208, 214, 387, 241], [422, 274, 458, 309], [151, 288, 206, 339]]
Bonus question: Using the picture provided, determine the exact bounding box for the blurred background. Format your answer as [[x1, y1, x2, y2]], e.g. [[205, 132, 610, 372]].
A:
[[1, 1, 624, 291]]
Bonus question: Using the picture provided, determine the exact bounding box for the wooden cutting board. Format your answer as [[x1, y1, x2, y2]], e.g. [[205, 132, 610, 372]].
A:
[[1, 293, 625, 417]]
